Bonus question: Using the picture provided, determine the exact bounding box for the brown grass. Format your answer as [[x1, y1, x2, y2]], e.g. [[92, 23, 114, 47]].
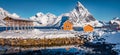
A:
[[0, 37, 84, 47]]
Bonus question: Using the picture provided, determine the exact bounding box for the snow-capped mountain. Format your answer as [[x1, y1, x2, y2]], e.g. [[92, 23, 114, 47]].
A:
[[30, 1, 103, 27], [30, 12, 58, 26], [62, 1, 102, 27], [0, 7, 20, 26], [0, 8, 20, 19], [0, 8, 10, 19], [0, 1, 103, 27], [110, 17, 120, 25], [0, 8, 10, 26]]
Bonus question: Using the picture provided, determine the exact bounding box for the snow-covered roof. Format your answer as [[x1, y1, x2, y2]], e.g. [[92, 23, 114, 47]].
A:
[[4, 16, 34, 22], [64, 20, 73, 24]]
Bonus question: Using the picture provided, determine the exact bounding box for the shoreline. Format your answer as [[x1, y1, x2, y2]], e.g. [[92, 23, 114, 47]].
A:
[[0, 37, 84, 47]]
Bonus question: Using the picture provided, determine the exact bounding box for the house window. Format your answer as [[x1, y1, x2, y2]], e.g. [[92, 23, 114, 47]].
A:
[[66, 26, 69, 28]]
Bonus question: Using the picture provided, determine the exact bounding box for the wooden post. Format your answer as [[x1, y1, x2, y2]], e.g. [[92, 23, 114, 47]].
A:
[[6, 24, 8, 32], [11, 21, 13, 32], [27, 22, 28, 33], [23, 22, 26, 30], [31, 22, 34, 30], [21, 21, 23, 30], [9, 21, 12, 31], [17, 21, 19, 30], [28, 22, 30, 30], [28, 23, 29, 30], [22, 21, 24, 30], [6, 20, 8, 32], [30, 22, 32, 30], [13, 21, 15, 32]]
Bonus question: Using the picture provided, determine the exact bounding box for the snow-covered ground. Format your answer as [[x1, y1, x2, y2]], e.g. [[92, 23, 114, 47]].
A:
[[0, 29, 120, 54], [0, 28, 106, 39], [0, 29, 78, 39], [101, 31, 120, 52], [91, 31, 120, 54], [103, 31, 120, 44]]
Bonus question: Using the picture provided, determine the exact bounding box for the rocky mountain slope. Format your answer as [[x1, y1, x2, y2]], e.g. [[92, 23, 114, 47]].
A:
[[30, 1, 102, 27], [0, 1, 103, 27], [0, 8, 20, 26]]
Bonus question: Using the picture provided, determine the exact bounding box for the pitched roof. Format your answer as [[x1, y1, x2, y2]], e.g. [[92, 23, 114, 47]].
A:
[[4, 16, 34, 22], [64, 20, 73, 25]]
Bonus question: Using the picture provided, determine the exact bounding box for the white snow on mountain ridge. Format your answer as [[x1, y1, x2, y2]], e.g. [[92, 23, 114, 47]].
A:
[[0, 7, 21, 26], [0, 1, 103, 27], [110, 17, 120, 25], [0, 8, 20, 19], [11, 13, 20, 18], [66, 1, 103, 27], [30, 12, 58, 26], [30, 1, 103, 27], [0, 8, 9, 26]]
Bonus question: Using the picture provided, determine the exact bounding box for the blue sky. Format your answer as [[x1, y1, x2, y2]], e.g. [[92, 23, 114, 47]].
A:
[[0, 0, 120, 21]]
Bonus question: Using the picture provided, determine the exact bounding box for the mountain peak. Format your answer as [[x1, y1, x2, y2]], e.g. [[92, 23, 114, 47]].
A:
[[65, 1, 100, 27], [76, 1, 85, 10], [0, 7, 3, 10], [0, 7, 21, 20], [30, 1, 101, 27], [113, 17, 120, 20], [36, 12, 44, 17], [77, 1, 82, 6]]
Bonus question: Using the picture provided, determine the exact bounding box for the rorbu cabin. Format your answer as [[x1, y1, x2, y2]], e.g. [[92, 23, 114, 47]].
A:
[[3, 16, 34, 31], [63, 20, 73, 30], [83, 24, 94, 32]]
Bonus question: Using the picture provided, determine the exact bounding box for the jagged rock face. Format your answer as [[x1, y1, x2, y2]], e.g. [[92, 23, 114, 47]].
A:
[[30, 12, 58, 26], [0, 8, 20, 26], [0, 8, 20, 19], [110, 17, 120, 25], [0, 1, 102, 27], [0, 8, 9, 19], [30, 1, 102, 27], [59, 1, 102, 27], [0, 8, 10, 26], [68, 1, 96, 25]]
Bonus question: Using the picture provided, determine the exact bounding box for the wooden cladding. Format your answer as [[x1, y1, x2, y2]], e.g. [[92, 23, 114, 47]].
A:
[[63, 20, 73, 30], [3, 16, 33, 27], [83, 25, 94, 32]]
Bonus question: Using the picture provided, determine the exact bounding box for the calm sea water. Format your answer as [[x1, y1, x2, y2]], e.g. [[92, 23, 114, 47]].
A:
[[0, 44, 118, 55], [0, 26, 83, 32]]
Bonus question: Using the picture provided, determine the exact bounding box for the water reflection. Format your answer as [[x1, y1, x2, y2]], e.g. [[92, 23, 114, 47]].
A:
[[0, 42, 119, 55]]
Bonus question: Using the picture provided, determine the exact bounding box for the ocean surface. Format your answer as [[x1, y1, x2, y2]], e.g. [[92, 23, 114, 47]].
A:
[[0, 26, 83, 32]]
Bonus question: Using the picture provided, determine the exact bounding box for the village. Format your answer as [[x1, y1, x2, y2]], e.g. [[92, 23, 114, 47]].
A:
[[0, 15, 94, 45], [0, 15, 120, 46], [0, 1, 120, 55]]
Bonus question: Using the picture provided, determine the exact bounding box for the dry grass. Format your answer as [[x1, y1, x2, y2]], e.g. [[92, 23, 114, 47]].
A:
[[0, 37, 84, 47]]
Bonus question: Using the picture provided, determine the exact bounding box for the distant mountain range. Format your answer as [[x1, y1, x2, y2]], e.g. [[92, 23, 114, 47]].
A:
[[0, 1, 119, 27], [0, 7, 20, 26], [30, 1, 102, 27], [110, 17, 120, 25]]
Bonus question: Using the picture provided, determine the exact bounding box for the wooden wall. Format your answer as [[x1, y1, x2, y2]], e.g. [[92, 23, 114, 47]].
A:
[[63, 21, 73, 30]]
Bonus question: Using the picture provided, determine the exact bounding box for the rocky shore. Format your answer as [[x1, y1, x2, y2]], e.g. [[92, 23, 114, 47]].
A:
[[0, 37, 84, 47]]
